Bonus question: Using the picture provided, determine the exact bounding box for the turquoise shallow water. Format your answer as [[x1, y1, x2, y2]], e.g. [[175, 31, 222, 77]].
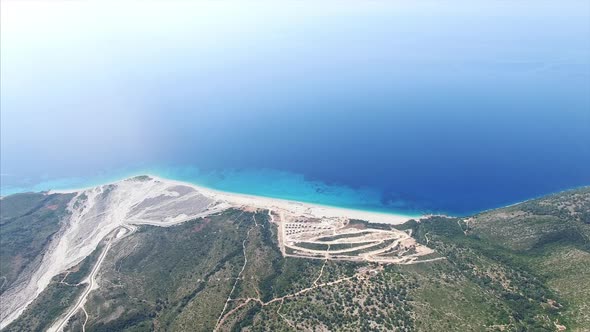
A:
[[0, 166, 421, 217]]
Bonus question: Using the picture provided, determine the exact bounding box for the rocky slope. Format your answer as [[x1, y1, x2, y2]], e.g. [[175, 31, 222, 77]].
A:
[[0, 176, 221, 329]]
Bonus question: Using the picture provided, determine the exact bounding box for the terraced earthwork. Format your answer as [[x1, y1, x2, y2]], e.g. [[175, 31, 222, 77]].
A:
[[277, 214, 440, 264]]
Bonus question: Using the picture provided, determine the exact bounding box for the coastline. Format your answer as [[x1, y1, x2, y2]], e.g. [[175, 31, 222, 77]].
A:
[[472, 184, 590, 216], [49, 174, 420, 225], [9, 172, 589, 221]]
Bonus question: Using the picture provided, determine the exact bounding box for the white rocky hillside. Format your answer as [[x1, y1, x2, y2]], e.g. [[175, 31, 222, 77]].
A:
[[0, 176, 224, 329]]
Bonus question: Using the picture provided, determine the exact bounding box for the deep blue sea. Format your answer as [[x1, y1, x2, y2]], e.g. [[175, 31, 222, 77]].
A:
[[1, 1, 589, 216]]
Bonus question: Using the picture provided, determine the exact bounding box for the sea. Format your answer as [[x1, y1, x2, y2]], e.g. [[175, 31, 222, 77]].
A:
[[1, 0, 589, 216]]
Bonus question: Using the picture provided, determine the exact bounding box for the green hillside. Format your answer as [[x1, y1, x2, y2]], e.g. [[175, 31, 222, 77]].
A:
[[2, 187, 589, 331], [0, 193, 74, 295]]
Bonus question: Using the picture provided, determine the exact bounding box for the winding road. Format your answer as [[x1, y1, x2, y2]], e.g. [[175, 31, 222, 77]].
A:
[[48, 225, 133, 332]]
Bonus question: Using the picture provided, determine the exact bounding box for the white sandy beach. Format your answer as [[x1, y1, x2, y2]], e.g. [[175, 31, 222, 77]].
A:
[[52, 174, 420, 225]]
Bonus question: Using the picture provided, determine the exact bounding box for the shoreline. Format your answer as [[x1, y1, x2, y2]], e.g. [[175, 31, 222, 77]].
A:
[[49, 174, 421, 225], [8, 173, 589, 221], [473, 184, 590, 216]]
